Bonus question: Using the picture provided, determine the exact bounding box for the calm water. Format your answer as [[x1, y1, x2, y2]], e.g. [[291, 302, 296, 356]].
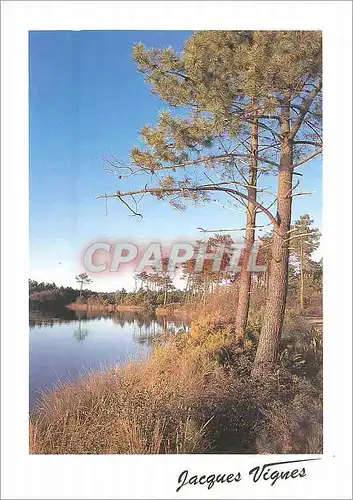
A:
[[29, 309, 188, 410]]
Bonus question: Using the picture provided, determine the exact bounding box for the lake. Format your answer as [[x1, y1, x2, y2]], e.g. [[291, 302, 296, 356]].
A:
[[29, 309, 188, 410]]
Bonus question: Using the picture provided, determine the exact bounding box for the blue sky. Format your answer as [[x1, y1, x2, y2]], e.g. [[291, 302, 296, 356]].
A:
[[29, 30, 322, 292]]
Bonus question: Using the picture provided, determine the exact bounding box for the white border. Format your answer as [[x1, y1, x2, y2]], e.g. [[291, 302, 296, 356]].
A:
[[1, 1, 352, 499]]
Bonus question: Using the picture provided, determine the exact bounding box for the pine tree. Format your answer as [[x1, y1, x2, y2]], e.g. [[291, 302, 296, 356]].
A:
[[104, 31, 279, 340], [290, 214, 321, 310], [100, 31, 322, 375], [75, 273, 92, 296], [247, 32, 322, 375]]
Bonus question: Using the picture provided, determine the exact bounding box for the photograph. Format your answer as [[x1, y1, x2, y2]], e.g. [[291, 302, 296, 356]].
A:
[[2, 1, 352, 498], [28, 29, 324, 456]]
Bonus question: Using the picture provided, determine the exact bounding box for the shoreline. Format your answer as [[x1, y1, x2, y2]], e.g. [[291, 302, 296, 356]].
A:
[[67, 302, 194, 318], [67, 303, 149, 312], [29, 309, 323, 454]]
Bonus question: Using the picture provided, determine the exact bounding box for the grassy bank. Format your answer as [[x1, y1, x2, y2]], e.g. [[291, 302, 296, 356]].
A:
[[68, 300, 193, 317], [29, 306, 322, 455]]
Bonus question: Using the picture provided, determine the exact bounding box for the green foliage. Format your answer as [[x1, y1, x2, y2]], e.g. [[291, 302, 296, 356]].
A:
[[115, 31, 322, 216], [291, 214, 321, 270], [71, 287, 187, 310], [75, 272, 93, 287], [133, 31, 321, 126], [288, 215, 322, 308]]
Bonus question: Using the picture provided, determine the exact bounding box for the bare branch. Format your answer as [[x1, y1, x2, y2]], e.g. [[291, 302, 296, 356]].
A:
[[291, 147, 323, 170], [282, 232, 315, 244], [289, 80, 322, 140], [105, 150, 277, 177], [197, 223, 272, 233], [285, 180, 300, 198], [294, 140, 322, 147], [112, 193, 143, 218], [291, 191, 313, 198], [96, 184, 280, 228]]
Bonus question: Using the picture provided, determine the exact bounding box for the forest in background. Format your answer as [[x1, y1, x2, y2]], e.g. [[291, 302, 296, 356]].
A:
[[30, 214, 322, 315]]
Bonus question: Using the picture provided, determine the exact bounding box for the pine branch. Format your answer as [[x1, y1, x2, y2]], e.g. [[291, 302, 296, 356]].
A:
[[197, 223, 272, 233], [289, 81, 322, 140], [291, 147, 323, 170], [96, 184, 280, 228]]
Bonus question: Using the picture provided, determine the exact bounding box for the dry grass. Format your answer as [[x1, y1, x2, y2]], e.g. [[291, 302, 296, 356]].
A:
[[30, 283, 323, 454], [29, 335, 219, 454], [29, 303, 323, 455]]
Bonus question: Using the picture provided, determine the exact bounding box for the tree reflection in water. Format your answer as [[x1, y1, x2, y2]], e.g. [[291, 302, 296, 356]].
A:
[[29, 308, 76, 329], [73, 319, 89, 342], [29, 309, 189, 346], [130, 314, 188, 345]]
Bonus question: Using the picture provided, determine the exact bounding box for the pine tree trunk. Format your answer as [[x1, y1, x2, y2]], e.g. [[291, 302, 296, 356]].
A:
[[235, 118, 258, 342], [252, 99, 293, 376]]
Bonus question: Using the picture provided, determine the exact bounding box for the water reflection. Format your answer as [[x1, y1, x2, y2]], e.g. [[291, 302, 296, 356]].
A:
[[73, 319, 89, 342], [132, 316, 188, 345], [29, 309, 189, 409], [29, 308, 76, 328], [29, 309, 188, 345]]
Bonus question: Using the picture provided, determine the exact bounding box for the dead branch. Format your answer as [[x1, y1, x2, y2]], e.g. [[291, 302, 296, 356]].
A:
[[289, 80, 322, 140], [291, 191, 313, 198], [282, 232, 315, 244], [197, 223, 272, 233], [290, 147, 322, 170], [96, 183, 280, 228], [285, 180, 300, 198]]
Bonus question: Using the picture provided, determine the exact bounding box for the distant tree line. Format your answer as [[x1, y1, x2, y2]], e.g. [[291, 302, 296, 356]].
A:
[[29, 280, 80, 311], [29, 278, 186, 312], [75, 287, 186, 310], [30, 214, 321, 314]]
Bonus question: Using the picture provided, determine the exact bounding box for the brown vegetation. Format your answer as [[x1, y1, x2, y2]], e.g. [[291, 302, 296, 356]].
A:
[[30, 288, 322, 455], [68, 302, 147, 312]]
